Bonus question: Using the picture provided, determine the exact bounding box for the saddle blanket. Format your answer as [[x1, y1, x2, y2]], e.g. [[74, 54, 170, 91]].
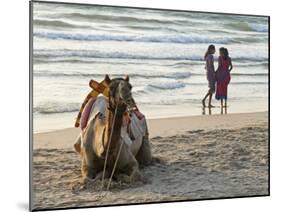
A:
[[80, 95, 147, 142]]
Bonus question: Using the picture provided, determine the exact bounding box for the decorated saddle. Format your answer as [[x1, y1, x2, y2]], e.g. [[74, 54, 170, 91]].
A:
[[75, 79, 146, 137]]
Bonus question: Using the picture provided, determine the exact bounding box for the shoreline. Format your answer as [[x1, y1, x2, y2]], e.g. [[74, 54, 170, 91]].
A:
[[33, 111, 268, 149], [33, 101, 268, 133]]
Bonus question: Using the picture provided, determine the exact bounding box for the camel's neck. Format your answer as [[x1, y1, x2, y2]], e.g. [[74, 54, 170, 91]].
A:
[[105, 105, 125, 151]]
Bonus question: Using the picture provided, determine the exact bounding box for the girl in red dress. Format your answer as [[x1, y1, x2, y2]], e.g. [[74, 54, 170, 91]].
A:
[[215, 47, 233, 107]]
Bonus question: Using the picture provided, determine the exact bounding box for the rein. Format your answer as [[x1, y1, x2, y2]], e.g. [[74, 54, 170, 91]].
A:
[[101, 103, 125, 190]]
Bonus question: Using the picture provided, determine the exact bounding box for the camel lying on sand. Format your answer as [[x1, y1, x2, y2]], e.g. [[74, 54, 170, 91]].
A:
[[74, 75, 152, 184]]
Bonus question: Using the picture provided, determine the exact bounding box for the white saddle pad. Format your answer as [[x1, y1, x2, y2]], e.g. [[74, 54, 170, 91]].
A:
[[88, 95, 146, 147]]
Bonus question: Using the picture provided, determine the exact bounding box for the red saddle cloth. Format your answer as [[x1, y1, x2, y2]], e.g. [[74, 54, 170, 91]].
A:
[[80, 97, 96, 130], [133, 106, 145, 120]]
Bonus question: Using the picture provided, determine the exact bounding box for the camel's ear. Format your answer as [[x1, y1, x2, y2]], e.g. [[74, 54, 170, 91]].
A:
[[104, 74, 111, 85], [124, 75, 129, 82]]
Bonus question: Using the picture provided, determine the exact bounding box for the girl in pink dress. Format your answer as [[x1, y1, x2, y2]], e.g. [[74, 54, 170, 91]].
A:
[[202, 44, 216, 108], [215, 48, 233, 107]]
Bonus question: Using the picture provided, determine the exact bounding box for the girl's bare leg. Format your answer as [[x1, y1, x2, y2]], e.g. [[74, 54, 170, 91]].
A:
[[224, 99, 227, 108], [221, 99, 223, 108], [208, 107, 212, 115], [202, 92, 209, 107], [208, 92, 214, 108]]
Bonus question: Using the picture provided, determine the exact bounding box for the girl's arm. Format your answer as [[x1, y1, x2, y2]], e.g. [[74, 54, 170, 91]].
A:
[[208, 58, 215, 72], [229, 58, 233, 72]]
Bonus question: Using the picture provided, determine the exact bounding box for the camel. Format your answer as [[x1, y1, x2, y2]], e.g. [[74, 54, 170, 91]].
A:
[[74, 75, 152, 184]]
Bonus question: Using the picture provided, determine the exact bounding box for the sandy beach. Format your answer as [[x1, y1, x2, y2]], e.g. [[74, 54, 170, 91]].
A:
[[32, 111, 268, 210]]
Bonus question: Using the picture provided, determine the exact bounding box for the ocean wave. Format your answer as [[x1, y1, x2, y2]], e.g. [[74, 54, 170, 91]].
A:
[[231, 81, 267, 85], [56, 13, 174, 25], [233, 36, 267, 44], [34, 19, 90, 29], [186, 81, 267, 86], [169, 61, 202, 67], [34, 70, 192, 79], [191, 72, 268, 77], [147, 81, 186, 90], [33, 83, 266, 116], [34, 49, 267, 62], [34, 58, 96, 64], [231, 73, 268, 76], [249, 23, 269, 33], [34, 49, 203, 60], [33, 58, 168, 67], [34, 102, 80, 114], [233, 62, 268, 67], [233, 56, 268, 62], [33, 31, 231, 44], [34, 57, 268, 69], [225, 22, 268, 33], [123, 25, 183, 34]]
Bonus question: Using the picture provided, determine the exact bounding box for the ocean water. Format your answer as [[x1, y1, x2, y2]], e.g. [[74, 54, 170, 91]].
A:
[[32, 2, 269, 132]]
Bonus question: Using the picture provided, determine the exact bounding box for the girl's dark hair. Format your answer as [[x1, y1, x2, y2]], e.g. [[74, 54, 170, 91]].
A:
[[219, 47, 225, 54], [224, 48, 229, 59], [204, 44, 215, 60], [220, 47, 229, 60]]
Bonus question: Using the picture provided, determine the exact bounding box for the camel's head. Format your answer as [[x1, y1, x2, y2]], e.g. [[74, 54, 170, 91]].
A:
[[104, 75, 136, 112]]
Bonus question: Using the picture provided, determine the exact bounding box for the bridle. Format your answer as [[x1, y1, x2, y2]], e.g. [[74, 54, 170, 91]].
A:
[[102, 80, 128, 190]]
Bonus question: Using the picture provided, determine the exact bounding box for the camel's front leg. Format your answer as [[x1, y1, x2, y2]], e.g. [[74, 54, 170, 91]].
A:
[[73, 135, 94, 179], [135, 135, 152, 166], [117, 146, 143, 183], [115, 160, 142, 183], [81, 152, 97, 180], [129, 161, 143, 182], [81, 135, 99, 179], [74, 135, 82, 154]]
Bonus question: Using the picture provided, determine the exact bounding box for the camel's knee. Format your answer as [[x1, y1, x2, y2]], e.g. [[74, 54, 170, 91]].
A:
[[74, 142, 81, 154], [81, 152, 97, 179], [81, 161, 96, 179], [136, 137, 152, 166], [125, 158, 142, 182], [74, 136, 82, 154]]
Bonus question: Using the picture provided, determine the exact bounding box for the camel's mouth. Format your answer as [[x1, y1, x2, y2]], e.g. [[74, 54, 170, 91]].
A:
[[117, 94, 136, 111], [124, 97, 136, 111]]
